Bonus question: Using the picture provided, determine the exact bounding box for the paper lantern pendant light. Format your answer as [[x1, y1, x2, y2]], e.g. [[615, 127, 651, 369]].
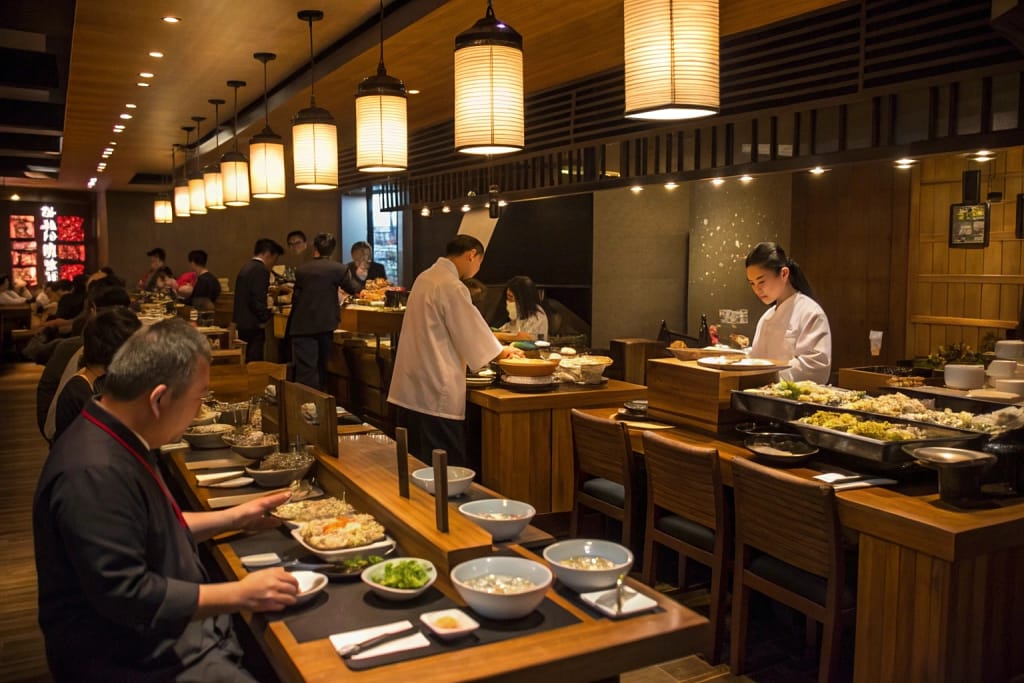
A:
[[250, 53, 286, 199], [174, 132, 191, 218], [203, 99, 227, 210], [221, 80, 251, 206], [623, 0, 719, 121], [153, 194, 172, 223], [292, 10, 338, 190], [188, 116, 207, 215], [454, 1, 523, 155], [356, 0, 407, 173]]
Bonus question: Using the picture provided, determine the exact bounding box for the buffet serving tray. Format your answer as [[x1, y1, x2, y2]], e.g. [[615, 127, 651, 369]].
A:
[[730, 389, 859, 423], [787, 416, 982, 463]]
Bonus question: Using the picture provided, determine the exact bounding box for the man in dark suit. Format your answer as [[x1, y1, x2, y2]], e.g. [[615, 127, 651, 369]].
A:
[[232, 238, 283, 363], [289, 233, 347, 389], [340, 240, 388, 296]]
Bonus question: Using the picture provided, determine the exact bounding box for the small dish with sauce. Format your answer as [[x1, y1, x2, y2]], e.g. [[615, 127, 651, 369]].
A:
[[419, 608, 480, 641]]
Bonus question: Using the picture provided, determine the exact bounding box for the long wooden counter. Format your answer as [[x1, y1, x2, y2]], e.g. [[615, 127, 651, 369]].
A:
[[578, 407, 1024, 683], [165, 435, 709, 683], [468, 380, 647, 514]]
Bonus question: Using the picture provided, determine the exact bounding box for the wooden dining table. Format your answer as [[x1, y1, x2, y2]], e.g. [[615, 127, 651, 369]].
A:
[[576, 407, 1024, 683], [163, 434, 709, 683]]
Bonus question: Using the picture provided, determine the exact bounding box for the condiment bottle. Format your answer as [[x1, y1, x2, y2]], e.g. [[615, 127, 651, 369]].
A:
[[698, 314, 711, 347]]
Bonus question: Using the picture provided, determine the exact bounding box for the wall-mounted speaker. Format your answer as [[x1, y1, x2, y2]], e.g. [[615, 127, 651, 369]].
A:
[[963, 170, 982, 203]]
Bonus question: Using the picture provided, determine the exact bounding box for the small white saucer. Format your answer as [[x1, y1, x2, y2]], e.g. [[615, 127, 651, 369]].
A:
[[580, 586, 657, 617]]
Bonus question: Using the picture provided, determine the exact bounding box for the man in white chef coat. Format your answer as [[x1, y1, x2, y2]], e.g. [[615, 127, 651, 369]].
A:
[[388, 235, 520, 466]]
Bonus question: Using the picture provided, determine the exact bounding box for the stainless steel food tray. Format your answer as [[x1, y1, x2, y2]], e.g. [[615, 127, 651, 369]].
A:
[[787, 415, 983, 463], [730, 389, 858, 423]]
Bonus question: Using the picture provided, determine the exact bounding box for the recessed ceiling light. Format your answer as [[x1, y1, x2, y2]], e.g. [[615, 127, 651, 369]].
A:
[[972, 155, 993, 163], [112, 127, 124, 133], [109, 141, 117, 145], [740, 175, 753, 183], [10, 192, 21, 200], [809, 166, 827, 175], [711, 178, 724, 186], [138, 72, 154, 78], [441, 205, 451, 213], [895, 158, 915, 165], [87, 177, 97, 189], [149, 51, 164, 58], [137, 82, 150, 87], [420, 206, 431, 217], [162, 16, 180, 24], [125, 103, 137, 109], [976, 149, 992, 156], [119, 113, 133, 120], [461, 204, 471, 212], [408, 89, 421, 95], [895, 163, 913, 170], [497, 199, 508, 207], [630, 185, 643, 193], [664, 181, 678, 190]]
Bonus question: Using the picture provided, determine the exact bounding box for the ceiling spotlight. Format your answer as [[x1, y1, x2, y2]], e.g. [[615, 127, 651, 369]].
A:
[[809, 166, 827, 175], [972, 154, 994, 163], [120, 114, 133, 120], [895, 158, 915, 165], [740, 175, 753, 183], [664, 181, 678, 190], [630, 185, 643, 193], [461, 203, 471, 212], [408, 89, 421, 95], [109, 141, 117, 146], [895, 163, 913, 170], [420, 206, 431, 217], [137, 82, 150, 87], [87, 178, 97, 189], [161, 16, 180, 23], [497, 199, 508, 207], [10, 192, 21, 200], [148, 51, 164, 58], [138, 72, 154, 79], [441, 204, 451, 213], [976, 149, 992, 156], [125, 103, 137, 109], [711, 178, 725, 186]]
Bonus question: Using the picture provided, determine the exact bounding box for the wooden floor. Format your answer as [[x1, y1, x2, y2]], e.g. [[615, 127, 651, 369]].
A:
[[0, 359, 824, 683]]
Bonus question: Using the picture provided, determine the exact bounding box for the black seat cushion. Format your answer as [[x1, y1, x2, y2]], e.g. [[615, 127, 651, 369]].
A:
[[655, 514, 715, 553], [748, 550, 857, 609], [581, 477, 625, 508]]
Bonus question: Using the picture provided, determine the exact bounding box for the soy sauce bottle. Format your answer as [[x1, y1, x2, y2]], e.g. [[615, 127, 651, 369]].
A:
[[698, 314, 711, 347]]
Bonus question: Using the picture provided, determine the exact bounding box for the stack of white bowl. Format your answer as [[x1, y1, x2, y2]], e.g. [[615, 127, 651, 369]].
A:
[[992, 341, 1024, 396], [944, 364, 985, 390]]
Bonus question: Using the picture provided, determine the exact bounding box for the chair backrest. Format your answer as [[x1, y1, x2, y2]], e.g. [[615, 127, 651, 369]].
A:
[[247, 361, 288, 398], [731, 457, 840, 578], [642, 431, 722, 532], [570, 409, 633, 486]]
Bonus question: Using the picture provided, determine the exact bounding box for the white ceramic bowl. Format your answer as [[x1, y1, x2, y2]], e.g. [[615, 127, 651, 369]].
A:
[[419, 608, 480, 641], [450, 556, 552, 620], [290, 571, 328, 605], [542, 539, 634, 592], [943, 364, 985, 390], [182, 423, 234, 449], [987, 359, 1017, 378], [412, 467, 475, 497], [244, 459, 313, 488], [459, 499, 536, 541], [995, 340, 1024, 359], [993, 378, 1024, 396], [360, 557, 437, 601]]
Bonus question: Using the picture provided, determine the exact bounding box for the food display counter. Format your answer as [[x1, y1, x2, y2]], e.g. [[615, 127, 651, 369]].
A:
[[164, 434, 709, 683], [575, 400, 1024, 683]]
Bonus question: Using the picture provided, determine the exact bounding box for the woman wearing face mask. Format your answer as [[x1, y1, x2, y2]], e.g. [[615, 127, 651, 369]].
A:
[[498, 275, 549, 339], [745, 242, 832, 383]]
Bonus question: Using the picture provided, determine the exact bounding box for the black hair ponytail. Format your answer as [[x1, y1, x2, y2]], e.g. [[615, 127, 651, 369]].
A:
[[745, 242, 816, 301]]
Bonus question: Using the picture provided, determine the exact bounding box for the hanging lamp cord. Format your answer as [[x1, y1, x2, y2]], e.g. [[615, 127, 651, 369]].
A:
[[262, 61, 270, 126], [232, 86, 240, 151], [307, 17, 316, 105]]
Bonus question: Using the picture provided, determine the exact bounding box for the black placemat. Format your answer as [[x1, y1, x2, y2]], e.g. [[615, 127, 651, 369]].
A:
[[226, 530, 585, 671]]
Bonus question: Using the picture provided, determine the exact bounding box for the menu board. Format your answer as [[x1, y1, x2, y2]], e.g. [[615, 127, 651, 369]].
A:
[[6, 207, 87, 286]]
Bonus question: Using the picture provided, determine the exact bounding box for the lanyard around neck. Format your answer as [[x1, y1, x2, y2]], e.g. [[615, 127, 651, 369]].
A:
[[82, 411, 187, 529]]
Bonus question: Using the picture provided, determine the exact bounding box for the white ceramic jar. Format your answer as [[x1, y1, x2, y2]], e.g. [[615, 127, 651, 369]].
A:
[[943, 364, 985, 390]]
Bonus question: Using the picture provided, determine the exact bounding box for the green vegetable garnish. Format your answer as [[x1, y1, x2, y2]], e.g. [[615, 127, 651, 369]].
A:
[[341, 554, 384, 571], [372, 560, 430, 589]]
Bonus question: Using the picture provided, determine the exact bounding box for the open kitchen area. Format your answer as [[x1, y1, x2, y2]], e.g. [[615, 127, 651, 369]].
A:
[[5, 1, 1024, 682]]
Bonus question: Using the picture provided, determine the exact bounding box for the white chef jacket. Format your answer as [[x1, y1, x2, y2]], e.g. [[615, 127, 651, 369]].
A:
[[388, 258, 503, 420], [750, 291, 832, 384]]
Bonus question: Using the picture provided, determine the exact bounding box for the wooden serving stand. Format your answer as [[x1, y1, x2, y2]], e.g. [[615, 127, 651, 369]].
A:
[[646, 358, 779, 432]]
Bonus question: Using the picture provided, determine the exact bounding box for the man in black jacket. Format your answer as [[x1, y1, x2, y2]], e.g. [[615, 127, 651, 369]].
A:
[[340, 241, 388, 296], [289, 233, 347, 389], [232, 238, 283, 363], [182, 250, 221, 309]]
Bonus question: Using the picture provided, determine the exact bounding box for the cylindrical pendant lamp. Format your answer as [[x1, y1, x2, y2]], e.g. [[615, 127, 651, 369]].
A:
[[292, 10, 338, 190], [221, 80, 251, 206], [250, 53, 286, 198], [203, 99, 227, 209], [454, 1, 523, 155], [188, 116, 207, 215], [153, 194, 173, 223], [356, 0, 407, 173], [174, 137, 191, 218], [623, 0, 719, 120]]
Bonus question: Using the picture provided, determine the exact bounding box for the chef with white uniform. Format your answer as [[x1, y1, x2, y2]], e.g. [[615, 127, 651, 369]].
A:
[[745, 242, 832, 384], [388, 234, 520, 466]]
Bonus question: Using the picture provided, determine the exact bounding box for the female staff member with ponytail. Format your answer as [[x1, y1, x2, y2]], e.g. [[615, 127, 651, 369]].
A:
[[745, 242, 832, 383]]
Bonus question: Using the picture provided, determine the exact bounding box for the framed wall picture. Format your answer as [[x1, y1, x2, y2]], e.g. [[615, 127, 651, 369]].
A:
[[949, 203, 989, 248]]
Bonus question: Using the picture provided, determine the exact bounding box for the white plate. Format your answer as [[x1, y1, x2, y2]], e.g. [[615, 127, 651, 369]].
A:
[[580, 585, 658, 617], [289, 527, 397, 563], [697, 356, 789, 370], [207, 476, 255, 488]]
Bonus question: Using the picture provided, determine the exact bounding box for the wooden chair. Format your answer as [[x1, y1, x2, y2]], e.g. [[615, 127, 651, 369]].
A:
[[730, 457, 856, 683], [569, 409, 641, 555], [641, 431, 729, 664]]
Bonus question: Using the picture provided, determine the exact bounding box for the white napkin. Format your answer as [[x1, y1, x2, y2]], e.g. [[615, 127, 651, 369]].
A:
[[813, 472, 897, 490], [195, 470, 244, 485], [329, 620, 431, 661], [159, 441, 189, 453]]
